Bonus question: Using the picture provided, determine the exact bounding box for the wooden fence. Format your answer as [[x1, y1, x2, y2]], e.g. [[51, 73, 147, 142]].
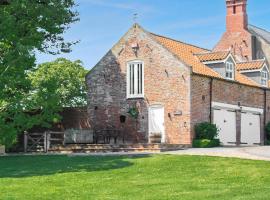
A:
[[24, 131, 64, 153]]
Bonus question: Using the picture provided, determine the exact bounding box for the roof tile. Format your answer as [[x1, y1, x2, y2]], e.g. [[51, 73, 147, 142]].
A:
[[237, 60, 265, 71], [151, 33, 260, 87], [151, 33, 222, 78], [196, 51, 230, 62]]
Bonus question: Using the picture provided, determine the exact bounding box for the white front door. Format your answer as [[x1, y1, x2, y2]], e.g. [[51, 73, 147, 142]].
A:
[[148, 105, 165, 143], [213, 109, 237, 145], [241, 112, 261, 145]]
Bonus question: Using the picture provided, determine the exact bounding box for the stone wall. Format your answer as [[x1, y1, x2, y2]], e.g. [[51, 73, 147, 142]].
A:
[[86, 24, 191, 144], [191, 74, 270, 143]]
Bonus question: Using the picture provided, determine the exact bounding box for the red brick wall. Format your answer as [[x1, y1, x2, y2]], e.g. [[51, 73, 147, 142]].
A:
[[60, 107, 90, 130], [214, 0, 252, 61], [214, 31, 252, 62], [86, 25, 191, 144], [191, 74, 270, 143], [190, 75, 211, 138], [226, 0, 248, 32]]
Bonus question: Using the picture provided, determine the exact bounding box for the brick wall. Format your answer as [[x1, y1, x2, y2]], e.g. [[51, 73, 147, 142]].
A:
[[191, 74, 270, 143], [190, 75, 211, 138], [60, 107, 90, 130], [226, 0, 248, 32], [214, 31, 252, 62], [214, 0, 252, 61], [86, 24, 192, 144]]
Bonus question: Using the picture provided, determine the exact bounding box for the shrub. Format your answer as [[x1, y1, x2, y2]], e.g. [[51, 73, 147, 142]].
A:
[[194, 122, 219, 140], [193, 139, 220, 148], [265, 122, 270, 140]]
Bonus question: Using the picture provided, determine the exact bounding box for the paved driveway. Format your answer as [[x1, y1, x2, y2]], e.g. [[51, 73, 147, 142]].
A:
[[166, 146, 270, 161]]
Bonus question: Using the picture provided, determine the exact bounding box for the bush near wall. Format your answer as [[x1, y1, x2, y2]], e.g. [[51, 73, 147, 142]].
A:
[[193, 139, 220, 148], [193, 122, 220, 148], [265, 122, 270, 145]]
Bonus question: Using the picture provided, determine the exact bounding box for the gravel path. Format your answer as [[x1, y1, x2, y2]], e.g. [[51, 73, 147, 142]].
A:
[[3, 147, 270, 161], [165, 146, 270, 161]]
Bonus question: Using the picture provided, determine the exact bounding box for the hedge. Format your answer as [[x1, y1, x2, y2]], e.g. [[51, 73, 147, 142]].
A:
[[193, 139, 220, 148]]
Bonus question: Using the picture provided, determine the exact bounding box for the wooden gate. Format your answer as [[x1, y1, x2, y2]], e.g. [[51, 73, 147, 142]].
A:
[[24, 131, 64, 153]]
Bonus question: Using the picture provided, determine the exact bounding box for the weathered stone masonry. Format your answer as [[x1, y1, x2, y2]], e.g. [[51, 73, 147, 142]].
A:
[[86, 25, 191, 144]]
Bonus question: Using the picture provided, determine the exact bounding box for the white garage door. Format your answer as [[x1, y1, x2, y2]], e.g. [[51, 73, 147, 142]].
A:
[[241, 112, 261, 145], [213, 109, 237, 145]]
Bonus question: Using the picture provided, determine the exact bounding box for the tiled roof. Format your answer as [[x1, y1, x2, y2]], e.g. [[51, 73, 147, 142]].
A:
[[237, 60, 265, 71], [150, 33, 260, 87], [151, 33, 223, 78], [196, 51, 230, 62], [248, 25, 270, 44], [235, 72, 260, 87]]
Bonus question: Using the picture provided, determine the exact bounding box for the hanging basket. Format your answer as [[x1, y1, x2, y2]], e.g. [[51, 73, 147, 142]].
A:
[[128, 107, 139, 119]]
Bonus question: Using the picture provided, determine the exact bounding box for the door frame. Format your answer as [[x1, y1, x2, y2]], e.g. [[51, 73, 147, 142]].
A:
[[240, 112, 261, 145], [213, 108, 237, 145], [148, 104, 165, 143], [212, 101, 263, 146]]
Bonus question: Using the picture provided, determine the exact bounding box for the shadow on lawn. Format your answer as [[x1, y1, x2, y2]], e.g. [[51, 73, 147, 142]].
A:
[[0, 154, 151, 178]]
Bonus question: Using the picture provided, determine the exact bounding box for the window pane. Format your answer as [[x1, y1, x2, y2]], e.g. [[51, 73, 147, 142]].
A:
[[137, 63, 140, 94], [131, 64, 134, 94], [127, 62, 143, 97], [132, 64, 135, 94], [130, 64, 132, 94], [140, 64, 143, 94]]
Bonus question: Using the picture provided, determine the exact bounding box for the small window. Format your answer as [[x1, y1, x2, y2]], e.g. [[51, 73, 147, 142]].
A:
[[225, 62, 234, 80], [127, 61, 144, 98], [261, 69, 268, 86]]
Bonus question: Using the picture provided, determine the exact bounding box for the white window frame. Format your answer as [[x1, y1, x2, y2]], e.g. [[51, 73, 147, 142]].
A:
[[126, 60, 144, 99], [225, 62, 234, 80], [261, 69, 268, 86]]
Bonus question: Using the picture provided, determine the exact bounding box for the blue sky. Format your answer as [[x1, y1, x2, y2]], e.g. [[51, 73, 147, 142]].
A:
[[37, 0, 270, 70]]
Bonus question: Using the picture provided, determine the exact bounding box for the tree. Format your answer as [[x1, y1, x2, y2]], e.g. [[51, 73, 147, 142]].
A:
[[26, 58, 88, 131], [28, 58, 88, 128], [0, 0, 78, 148]]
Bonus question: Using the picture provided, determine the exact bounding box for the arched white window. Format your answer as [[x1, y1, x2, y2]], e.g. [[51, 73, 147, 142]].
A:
[[127, 61, 144, 98]]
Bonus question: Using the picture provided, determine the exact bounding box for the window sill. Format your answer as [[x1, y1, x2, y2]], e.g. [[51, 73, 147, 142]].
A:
[[127, 96, 145, 100], [225, 77, 235, 81]]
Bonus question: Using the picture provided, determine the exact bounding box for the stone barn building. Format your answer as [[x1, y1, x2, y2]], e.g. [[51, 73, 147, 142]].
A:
[[86, 0, 270, 146]]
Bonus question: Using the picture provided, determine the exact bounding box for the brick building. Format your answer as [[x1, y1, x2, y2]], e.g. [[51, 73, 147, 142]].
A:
[[86, 0, 270, 146]]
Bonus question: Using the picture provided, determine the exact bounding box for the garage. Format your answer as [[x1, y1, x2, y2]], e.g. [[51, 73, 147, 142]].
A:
[[212, 102, 263, 146], [241, 112, 261, 145], [213, 108, 237, 145]]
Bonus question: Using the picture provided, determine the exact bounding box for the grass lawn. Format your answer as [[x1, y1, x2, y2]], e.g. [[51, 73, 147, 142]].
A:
[[0, 155, 270, 200]]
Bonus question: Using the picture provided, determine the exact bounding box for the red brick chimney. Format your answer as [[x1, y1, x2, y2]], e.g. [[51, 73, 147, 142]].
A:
[[226, 0, 248, 32], [214, 0, 252, 61]]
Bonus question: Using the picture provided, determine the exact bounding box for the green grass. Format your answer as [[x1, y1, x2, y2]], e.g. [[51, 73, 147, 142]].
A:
[[1, 155, 270, 200]]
